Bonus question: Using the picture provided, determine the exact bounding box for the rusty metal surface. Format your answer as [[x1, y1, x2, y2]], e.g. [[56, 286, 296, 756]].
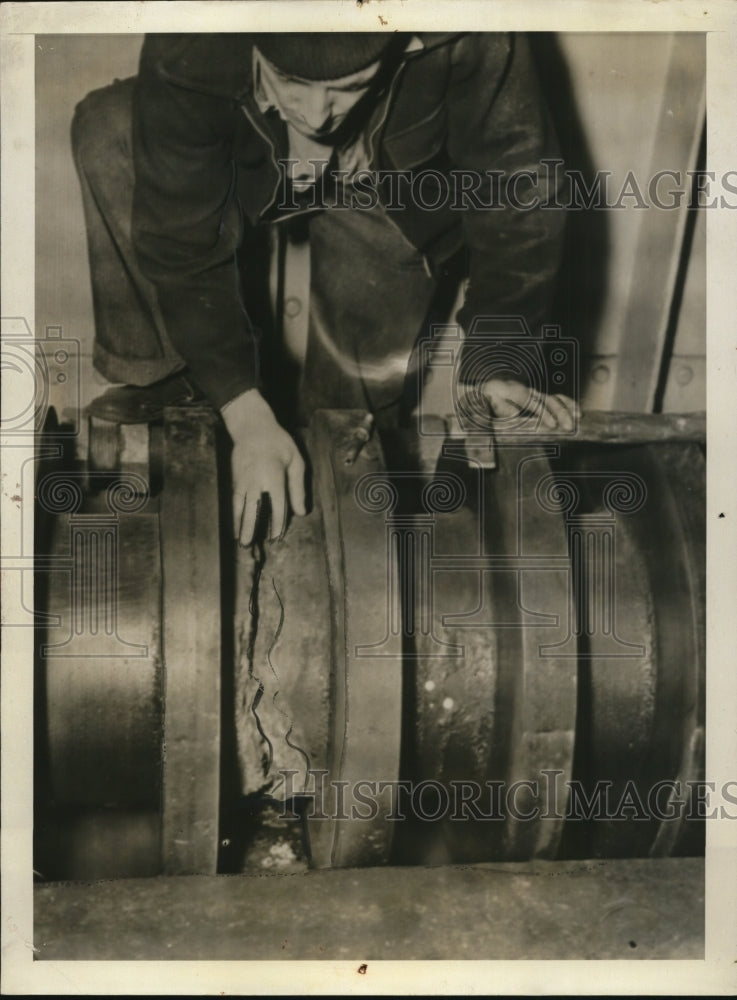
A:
[[397, 440, 576, 864], [36, 424, 164, 879], [306, 410, 403, 868], [87, 417, 155, 486], [444, 409, 706, 446], [34, 857, 704, 961], [160, 405, 222, 875], [571, 410, 705, 444], [37, 406, 706, 879], [231, 499, 332, 797], [648, 443, 706, 857], [407, 458, 503, 865], [42, 512, 162, 809], [37, 405, 223, 879], [490, 445, 578, 861], [231, 410, 402, 869], [87, 415, 121, 473], [34, 809, 161, 882], [556, 441, 706, 859]]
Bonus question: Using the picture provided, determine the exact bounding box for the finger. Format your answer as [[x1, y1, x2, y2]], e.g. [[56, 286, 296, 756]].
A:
[[500, 383, 545, 420], [552, 393, 580, 429], [494, 396, 525, 418], [516, 388, 559, 430], [485, 379, 524, 406], [266, 475, 287, 542], [238, 489, 259, 547], [542, 393, 575, 431], [499, 386, 544, 422], [554, 393, 582, 421], [287, 451, 307, 517], [232, 488, 244, 538], [491, 384, 532, 417]]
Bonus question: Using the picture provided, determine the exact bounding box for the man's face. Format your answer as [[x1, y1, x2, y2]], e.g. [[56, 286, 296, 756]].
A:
[[257, 50, 382, 141]]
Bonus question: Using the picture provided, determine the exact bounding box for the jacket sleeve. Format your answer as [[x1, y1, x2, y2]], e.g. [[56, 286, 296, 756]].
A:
[[131, 36, 259, 409], [445, 33, 566, 383]]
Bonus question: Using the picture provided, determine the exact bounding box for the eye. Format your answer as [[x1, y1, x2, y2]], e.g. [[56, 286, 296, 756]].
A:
[[329, 82, 367, 96]]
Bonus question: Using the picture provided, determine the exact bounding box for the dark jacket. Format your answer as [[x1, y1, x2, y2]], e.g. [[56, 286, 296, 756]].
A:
[[132, 32, 565, 409]]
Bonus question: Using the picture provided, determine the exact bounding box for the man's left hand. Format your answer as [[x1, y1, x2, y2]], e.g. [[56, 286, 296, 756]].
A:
[[481, 378, 580, 432]]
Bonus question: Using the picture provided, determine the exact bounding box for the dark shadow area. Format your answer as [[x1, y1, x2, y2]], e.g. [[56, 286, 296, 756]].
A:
[[33, 412, 64, 882], [653, 121, 706, 413], [218, 792, 309, 873], [529, 34, 610, 363], [214, 417, 242, 873]]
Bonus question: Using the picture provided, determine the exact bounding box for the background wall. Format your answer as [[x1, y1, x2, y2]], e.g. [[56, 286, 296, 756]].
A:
[[35, 32, 706, 434], [36, 34, 144, 432], [539, 32, 705, 412]]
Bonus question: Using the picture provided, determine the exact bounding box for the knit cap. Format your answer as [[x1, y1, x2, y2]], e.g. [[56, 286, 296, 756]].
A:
[[254, 32, 397, 80]]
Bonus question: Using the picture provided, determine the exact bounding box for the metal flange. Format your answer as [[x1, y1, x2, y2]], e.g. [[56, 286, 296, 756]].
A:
[[37, 405, 223, 879]]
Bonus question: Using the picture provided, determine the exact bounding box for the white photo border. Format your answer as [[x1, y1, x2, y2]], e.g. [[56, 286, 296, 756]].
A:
[[2, 1, 736, 994]]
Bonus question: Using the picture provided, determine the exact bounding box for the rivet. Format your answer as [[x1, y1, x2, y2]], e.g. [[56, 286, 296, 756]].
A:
[[285, 296, 302, 318]]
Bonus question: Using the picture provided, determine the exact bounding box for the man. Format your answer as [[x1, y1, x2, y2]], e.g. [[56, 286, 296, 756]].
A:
[[73, 31, 578, 545]]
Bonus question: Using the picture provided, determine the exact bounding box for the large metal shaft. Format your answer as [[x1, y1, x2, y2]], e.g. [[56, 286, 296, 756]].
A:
[[35, 407, 706, 877]]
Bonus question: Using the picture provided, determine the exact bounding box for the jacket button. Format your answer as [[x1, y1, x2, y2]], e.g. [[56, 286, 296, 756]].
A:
[[285, 296, 302, 318]]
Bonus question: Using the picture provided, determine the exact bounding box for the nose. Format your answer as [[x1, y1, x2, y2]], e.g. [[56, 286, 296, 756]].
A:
[[299, 85, 333, 131]]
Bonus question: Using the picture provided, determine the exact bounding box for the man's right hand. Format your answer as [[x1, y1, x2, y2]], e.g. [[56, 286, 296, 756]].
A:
[[221, 389, 306, 546]]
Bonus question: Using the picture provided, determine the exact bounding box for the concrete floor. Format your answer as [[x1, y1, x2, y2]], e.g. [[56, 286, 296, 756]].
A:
[[34, 857, 703, 961]]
